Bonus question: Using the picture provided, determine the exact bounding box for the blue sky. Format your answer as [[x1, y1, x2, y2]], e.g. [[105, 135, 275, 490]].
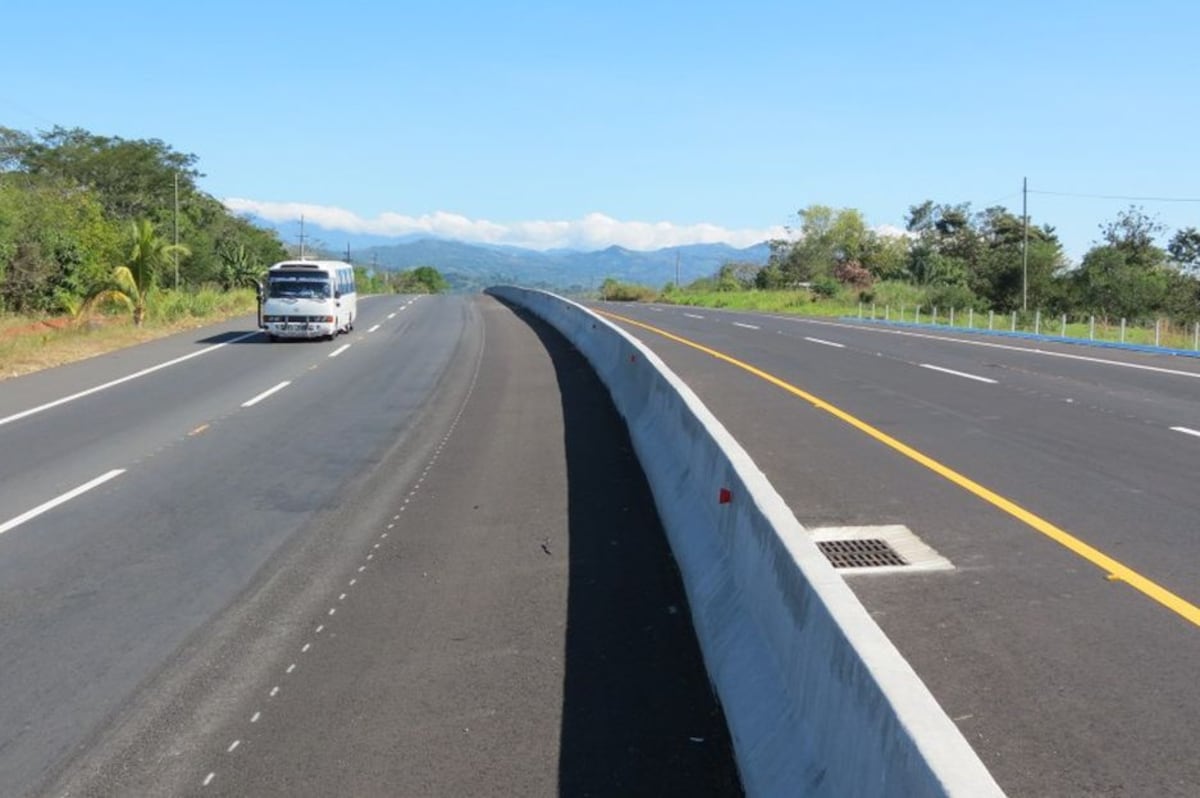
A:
[[3, 0, 1198, 259]]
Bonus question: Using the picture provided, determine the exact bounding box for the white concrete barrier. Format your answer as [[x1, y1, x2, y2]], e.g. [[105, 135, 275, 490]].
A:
[[491, 288, 1004, 797]]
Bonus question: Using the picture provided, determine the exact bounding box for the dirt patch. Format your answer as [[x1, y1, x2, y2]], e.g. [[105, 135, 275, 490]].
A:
[[0, 310, 252, 382]]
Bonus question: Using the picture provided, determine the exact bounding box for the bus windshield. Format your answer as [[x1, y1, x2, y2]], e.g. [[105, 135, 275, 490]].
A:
[[268, 276, 331, 300]]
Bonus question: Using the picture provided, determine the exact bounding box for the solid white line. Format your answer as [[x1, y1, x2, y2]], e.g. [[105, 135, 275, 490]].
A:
[[1170, 426, 1200, 438], [328, 344, 351, 358], [241, 381, 291, 408], [804, 336, 845, 349], [683, 313, 705, 319], [919, 363, 998, 384], [0, 331, 260, 428], [733, 322, 760, 330], [0, 469, 126, 536], [795, 318, 1200, 380], [367, 324, 381, 333]]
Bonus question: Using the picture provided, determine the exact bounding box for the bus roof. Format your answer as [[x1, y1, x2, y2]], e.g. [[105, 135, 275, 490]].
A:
[[268, 260, 352, 271]]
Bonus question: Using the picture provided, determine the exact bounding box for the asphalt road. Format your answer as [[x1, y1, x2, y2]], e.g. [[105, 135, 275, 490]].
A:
[[1, 296, 737, 797], [593, 301, 1200, 798]]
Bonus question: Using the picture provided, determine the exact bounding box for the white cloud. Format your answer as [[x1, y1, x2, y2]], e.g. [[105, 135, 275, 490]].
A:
[[222, 198, 787, 251]]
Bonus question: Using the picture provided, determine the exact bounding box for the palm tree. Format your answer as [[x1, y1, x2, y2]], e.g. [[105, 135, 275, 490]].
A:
[[90, 220, 190, 326], [218, 243, 264, 290]]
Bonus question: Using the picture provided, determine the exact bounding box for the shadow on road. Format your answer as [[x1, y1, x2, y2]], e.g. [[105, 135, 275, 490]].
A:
[[497, 297, 743, 798], [195, 330, 269, 345]]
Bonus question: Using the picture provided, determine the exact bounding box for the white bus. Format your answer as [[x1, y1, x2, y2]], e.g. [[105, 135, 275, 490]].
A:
[[260, 260, 357, 341]]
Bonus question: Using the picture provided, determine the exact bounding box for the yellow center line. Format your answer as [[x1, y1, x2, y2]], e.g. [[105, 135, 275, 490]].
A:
[[599, 309, 1200, 628]]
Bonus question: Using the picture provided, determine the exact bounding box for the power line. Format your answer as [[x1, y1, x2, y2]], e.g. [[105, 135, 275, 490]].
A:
[[1028, 189, 1200, 203]]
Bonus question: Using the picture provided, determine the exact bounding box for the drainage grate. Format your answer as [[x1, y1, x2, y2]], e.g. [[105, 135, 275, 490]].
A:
[[817, 539, 908, 569]]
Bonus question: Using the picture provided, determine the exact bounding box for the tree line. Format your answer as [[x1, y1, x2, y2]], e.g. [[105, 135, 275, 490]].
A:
[[0, 126, 289, 318], [710, 203, 1200, 322], [0, 125, 450, 321]]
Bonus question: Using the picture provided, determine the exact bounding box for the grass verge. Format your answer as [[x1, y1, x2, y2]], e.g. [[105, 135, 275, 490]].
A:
[[0, 288, 258, 381]]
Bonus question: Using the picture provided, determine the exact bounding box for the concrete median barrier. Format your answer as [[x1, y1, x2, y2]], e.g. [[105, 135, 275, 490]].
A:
[[488, 288, 1004, 798]]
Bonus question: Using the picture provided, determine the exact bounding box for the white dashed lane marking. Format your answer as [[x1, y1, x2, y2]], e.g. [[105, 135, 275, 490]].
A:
[[241, 381, 291, 408], [804, 336, 845, 349], [918, 363, 998, 384], [0, 469, 126, 536], [197, 300, 485, 791], [1171, 426, 1200, 438], [733, 322, 760, 330], [328, 344, 351, 358], [367, 324, 381, 333], [0, 331, 260, 428]]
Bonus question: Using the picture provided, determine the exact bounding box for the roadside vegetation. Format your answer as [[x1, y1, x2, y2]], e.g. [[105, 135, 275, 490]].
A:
[[600, 202, 1200, 348], [0, 125, 450, 378]]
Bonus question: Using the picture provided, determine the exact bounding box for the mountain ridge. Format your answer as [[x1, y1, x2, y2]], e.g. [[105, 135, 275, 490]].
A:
[[354, 238, 771, 291]]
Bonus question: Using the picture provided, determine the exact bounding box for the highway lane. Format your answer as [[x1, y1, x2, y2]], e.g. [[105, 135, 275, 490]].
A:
[[6, 295, 735, 797], [0, 295, 446, 794], [595, 301, 1200, 797]]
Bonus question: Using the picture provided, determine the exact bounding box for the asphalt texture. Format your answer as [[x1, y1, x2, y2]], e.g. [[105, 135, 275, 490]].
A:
[[593, 301, 1200, 798], [12, 295, 738, 798]]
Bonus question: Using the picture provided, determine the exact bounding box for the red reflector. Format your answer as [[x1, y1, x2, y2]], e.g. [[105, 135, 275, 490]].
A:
[[719, 488, 732, 504]]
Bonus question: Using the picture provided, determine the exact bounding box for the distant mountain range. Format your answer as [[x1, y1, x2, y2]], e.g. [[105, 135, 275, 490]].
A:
[[253, 216, 770, 291], [357, 239, 772, 291]]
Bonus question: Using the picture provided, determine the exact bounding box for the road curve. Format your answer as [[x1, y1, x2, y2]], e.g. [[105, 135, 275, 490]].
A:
[[3, 296, 736, 797]]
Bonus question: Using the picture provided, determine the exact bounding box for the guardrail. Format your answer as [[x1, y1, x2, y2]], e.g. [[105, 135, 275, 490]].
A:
[[489, 287, 1004, 798]]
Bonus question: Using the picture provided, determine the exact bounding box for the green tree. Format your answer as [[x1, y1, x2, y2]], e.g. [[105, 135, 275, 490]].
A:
[[1074, 245, 1168, 320], [1167, 227, 1200, 274], [410, 265, 449, 293], [107, 220, 191, 325], [0, 175, 122, 312], [216, 243, 264, 290], [9, 126, 201, 221], [716, 261, 759, 291], [770, 205, 878, 286]]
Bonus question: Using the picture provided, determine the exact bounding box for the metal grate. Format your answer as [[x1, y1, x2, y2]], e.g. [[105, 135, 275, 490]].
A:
[[817, 539, 908, 569]]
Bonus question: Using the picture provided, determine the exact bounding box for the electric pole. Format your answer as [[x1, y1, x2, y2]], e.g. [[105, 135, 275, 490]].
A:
[[1022, 176, 1029, 313], [299, 215, 307, 259], [675, 251, 680, 288], [174, 172, 180, 290]]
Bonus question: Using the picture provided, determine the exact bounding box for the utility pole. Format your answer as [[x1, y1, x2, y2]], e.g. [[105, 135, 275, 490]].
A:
[[345, 243, 351, 263], [1022, 176, 1029, 313], [299, 215, 307, 259], [173, 172, 180, 290], [675, 251, 680, 288]]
